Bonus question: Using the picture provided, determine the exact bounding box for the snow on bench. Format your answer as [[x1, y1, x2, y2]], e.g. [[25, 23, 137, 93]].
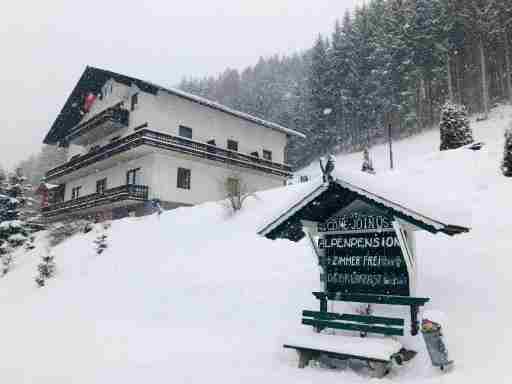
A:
[[284, 332, 402, 364]]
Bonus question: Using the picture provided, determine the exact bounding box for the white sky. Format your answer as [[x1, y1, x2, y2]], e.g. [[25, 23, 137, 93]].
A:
[[0, 0, 362, 170]]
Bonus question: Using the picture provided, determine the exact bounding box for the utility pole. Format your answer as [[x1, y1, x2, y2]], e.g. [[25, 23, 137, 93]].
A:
[[388, 123, 394, 170]]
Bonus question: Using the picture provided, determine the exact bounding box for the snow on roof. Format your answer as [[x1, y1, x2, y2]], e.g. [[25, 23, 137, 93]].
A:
[[44, 66, 305, 144], [332, 167, 471, 231], [257, 161, 471, 238], [155, 84, 306, 139]]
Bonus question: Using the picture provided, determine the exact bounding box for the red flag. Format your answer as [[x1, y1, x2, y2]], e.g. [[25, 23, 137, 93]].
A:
[[83, 93, 97, 113]]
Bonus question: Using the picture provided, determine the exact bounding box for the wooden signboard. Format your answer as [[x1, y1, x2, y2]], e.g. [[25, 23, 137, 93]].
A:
[[317, 210, 411, 296]]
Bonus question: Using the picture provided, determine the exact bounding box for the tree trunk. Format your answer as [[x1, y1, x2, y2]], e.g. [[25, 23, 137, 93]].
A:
[[504, 30, 512, 104], [456, 52, 464, 105], [427, 78, 434, 127], [447, 54, 454, 103], [479, 34, 490, 118]]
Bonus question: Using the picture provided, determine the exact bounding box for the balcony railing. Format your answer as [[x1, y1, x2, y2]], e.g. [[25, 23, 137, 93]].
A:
[[65, 102, 130, 143], [41, 184, 148, 218], [46, 129, 292, 181]]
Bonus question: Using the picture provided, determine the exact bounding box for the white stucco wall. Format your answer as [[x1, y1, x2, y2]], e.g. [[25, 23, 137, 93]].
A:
[[64, 155, 155, 201], [139, 91, 288, 163], [150, 153, 284, 205], [62, 151, 283, 205], [68, 79, 289, 164]]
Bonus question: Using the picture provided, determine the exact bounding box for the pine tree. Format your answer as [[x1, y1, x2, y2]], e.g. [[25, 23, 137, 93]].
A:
[[439, 102, 474, 150], [361, 147, 375, 174], [0, 169, 31, 273], [94, 233, 108, 254], [35, 252, 56, 287], [501, 126, 512, 176]]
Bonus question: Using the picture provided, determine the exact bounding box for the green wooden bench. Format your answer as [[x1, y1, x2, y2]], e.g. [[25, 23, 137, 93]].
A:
[[312, 292, 430, 335], [283, 292, 430, 376]]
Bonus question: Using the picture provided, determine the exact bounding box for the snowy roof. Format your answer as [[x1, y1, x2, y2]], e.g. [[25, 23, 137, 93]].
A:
[[44, 66, 305, 144], [258, 169, 471, 239]]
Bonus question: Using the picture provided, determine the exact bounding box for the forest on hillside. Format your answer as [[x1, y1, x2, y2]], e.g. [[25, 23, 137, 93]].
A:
[[179, 0, 512, 169]]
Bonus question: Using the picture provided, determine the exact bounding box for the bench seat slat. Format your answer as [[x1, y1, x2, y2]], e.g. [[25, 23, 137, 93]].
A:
[[302, 318, 404, 336], [302, 310, 404, 327]]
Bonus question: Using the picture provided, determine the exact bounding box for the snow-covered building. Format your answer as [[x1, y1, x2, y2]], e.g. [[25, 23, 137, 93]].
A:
[[41, 66, 304, 221]]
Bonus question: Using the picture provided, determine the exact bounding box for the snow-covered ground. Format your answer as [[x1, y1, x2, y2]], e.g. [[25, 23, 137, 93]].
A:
[[1, 105, 512, 383]]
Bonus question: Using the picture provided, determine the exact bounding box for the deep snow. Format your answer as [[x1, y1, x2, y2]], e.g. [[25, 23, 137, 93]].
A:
[[1, 105, 512, 383]]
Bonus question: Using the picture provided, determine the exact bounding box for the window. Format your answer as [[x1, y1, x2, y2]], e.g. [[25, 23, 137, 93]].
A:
[[179, 125, 193, 139], [226, 177, 240, 197], [96, 178, 107, 194], [263, 150, 272, 161], [126, 168, 140, 185], [130, 93, 138, 111], [227, 139, 238, 152], [71, 186, 81, 200], [177, 168, 191, 190]]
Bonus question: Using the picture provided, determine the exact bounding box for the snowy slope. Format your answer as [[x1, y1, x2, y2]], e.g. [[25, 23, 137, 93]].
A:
[[1, 105, 512, 383]]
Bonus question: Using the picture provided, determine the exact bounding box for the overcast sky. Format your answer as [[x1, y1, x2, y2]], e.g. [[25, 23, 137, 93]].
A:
[[0, 0, 362, 171]]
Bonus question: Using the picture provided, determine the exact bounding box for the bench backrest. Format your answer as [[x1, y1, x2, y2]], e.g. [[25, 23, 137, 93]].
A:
[[302, 310, 405, 337]]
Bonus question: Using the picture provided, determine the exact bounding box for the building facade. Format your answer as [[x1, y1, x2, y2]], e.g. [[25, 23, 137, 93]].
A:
[[42, 67, 304, 221]]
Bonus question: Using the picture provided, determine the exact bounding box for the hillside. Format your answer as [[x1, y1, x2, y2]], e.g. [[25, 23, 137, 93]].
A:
[[1, 105, 512, 383]]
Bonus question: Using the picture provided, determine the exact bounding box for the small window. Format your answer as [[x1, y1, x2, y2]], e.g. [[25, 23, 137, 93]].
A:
[[226, 177, 240, 197], [227, 140, 238, 152], [179, 125, 193, 139], [96, 178, 107, 194], [177, 168, 191, 190], [126, 168, 140, 185], [263, 150, 272, 161], [131, 93, 138, 111], [71, 186, 81, 200], [300, 175, 309, 183]]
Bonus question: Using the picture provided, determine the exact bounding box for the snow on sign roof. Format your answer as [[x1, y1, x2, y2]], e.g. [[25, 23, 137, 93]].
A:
[[43, 66, 305, 144], [258, 170, 471, 240]]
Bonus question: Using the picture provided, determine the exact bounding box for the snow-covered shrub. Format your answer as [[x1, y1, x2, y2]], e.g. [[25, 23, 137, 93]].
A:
[[93, 222, 111, 255], [224, 176, 252, 212], [0, 242, 13, 276], [361, 147, 375, 174], [24, 235, 36, 251], [440, 102, 474, 151], [35, 252, 56, 287], [48, 219, 91, 247], [501, 127, 512, 177], [2, 252, 13, 276], [94, 233, 108, 255]]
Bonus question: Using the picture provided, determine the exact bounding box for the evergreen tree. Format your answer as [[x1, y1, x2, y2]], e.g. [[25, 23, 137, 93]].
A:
[[501, 125, 512, 176], [361, 146, 375, 174], [439, 102, 474, 150], [35, 251, 56, 287]]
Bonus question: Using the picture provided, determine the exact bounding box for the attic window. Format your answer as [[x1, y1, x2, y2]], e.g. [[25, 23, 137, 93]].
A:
[[131, 93, 138, 111]]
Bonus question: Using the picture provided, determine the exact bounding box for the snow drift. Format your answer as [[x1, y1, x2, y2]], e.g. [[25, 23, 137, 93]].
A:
[[1, 105, 512, 383]]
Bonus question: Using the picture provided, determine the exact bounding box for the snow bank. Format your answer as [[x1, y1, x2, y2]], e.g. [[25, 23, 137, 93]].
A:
[[1, 105, 512, 383]]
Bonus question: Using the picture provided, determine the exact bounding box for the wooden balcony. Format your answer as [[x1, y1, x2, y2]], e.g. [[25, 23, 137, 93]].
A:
[[45, 129, 292, 181], [65, 102, 130, 145], [41, 184, 149, 218]]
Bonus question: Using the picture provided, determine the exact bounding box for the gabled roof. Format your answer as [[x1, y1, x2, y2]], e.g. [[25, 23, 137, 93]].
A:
[[258, 170, 471, 241], [44, 66, 305, 144]]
